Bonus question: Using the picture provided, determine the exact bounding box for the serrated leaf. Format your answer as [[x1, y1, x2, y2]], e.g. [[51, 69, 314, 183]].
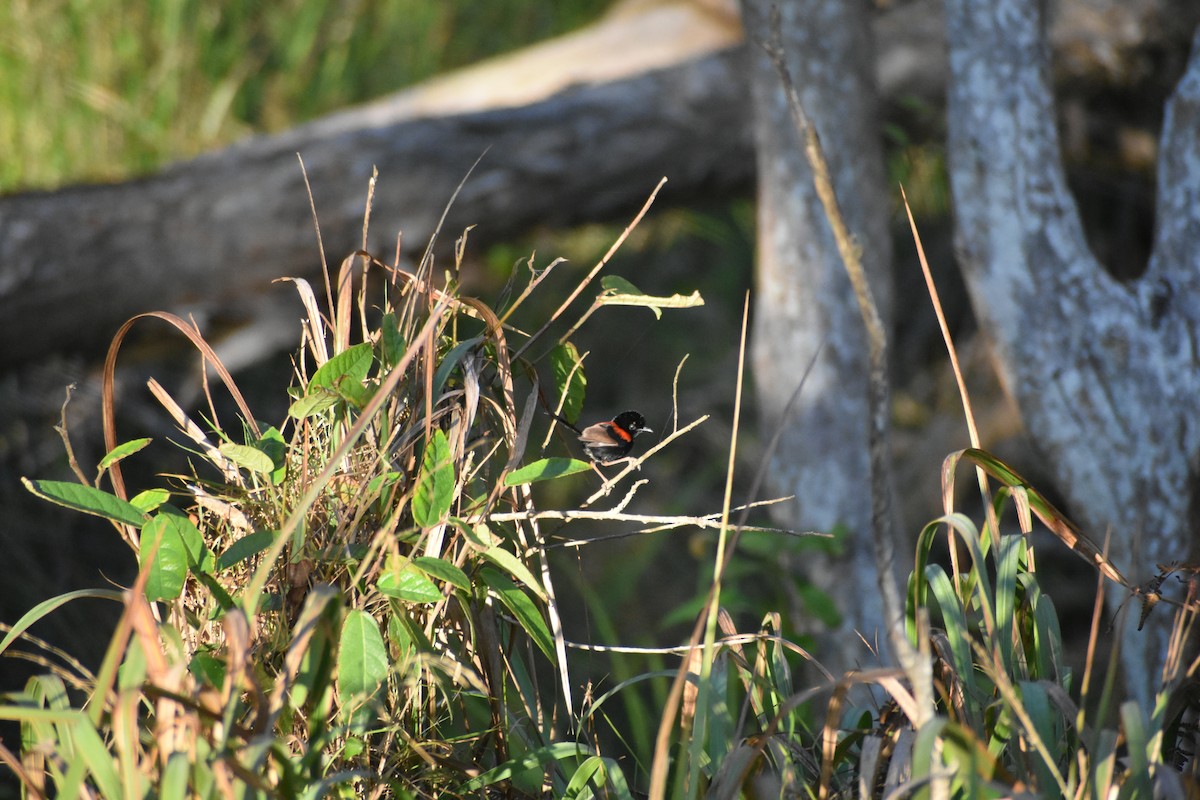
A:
[[483, 547, 546, 602], [140, 514, 190, 601], [412, 556, 470, 591], [288, 389, 340, 419], [217, 530, 275, 571], [480, 566, 554, 661], [377, 561, 442, 602], [337, 610, 388, 700], [98, 438, 152, 471], [504, 458, 593, 486], [412, 430, 454, 528], [310, 342, 374, 395], [550, 342, 587, 424], [22, 479, 148, 527]]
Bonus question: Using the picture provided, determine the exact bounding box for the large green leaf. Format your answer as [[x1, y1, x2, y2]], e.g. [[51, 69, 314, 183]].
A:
[[504, 458, 592, 487], [22, 479, 148, 528], [217, 530, 275, 571], [337, 610, 388, 701], [412, 429, 454, 528], [481, 566, 553, 661], [140, 513, 191, 601], [550, 342, 587, 424], [377, 560, 442, 603], [412, 556, 470, 591], [218, 443, 274, 476], [309, 341, 374, 406], [310, 342, 373, 392]]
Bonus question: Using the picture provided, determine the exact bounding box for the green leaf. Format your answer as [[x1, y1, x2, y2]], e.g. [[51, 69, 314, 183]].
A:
[[412, 430, 454, 528], [550, 342, 587, 424], [98, 438, 152, 471], [288, 388, 340, 419], [129, 488, 171, 513], [217, 530, 276, 571], [600, 275, 645, 296], [377, 561, 442, 603], [461, 742, 595, 792], [140, 514, 190, 601], [504, 458, 593, 487], [483, 547, 546, 602], [188, 653, 226, 690], [257, 426, 288, 485], [22, 478, 148, 527], [218, 443, 274, 476], [310, 341, 373, 392], [481, 567, 554, 661], [380, 312, 407, 368], [432, 336, 484, 396], [412, 556, 470, 591], [337, 610, 388, 700], [0, 589, 124, 658], [158, 507, 209, 570]]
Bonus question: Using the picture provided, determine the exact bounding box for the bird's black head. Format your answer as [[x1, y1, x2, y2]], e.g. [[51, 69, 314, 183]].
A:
[[613, 411, 650, 437]]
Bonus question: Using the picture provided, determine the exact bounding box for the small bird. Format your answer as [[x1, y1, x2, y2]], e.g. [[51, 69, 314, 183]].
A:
[[549, 410, 652, 468]]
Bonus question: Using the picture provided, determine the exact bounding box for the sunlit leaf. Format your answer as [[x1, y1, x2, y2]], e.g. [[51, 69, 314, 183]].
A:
[[412, 556, 471, 591], [141, 513, 190, 601], [22, 479, 147, 528], [218, 443, 274, 476], [412, 430, 454, 528], [310, 341, 374, 395], [337, 610, 388, 701], [504, 458, 592, 486], [377, 561, 442, 603], [288, 388, 340, 419], [98, 438, 152, 471]]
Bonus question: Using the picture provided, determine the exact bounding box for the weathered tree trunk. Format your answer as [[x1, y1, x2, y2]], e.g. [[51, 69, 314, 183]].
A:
[[945, 0, 1200, 706], [740, 0, 894, 674]]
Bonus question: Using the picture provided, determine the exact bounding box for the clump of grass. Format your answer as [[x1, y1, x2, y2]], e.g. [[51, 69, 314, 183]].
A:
[[2, 175, 717, 797], [5, 165, 1200, 799]]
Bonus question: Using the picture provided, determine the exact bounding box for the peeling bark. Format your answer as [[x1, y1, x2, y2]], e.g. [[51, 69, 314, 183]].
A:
[[946, 0, 1200, 706]]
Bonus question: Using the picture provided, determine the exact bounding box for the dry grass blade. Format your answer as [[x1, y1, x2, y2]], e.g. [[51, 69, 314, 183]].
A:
[[758, 12, 934, 736], [102, 311, 259, 506], [512, 176, 667, 362]]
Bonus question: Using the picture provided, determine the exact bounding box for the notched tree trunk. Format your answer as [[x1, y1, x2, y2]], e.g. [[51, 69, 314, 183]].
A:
[[945, 0, 1200, 706]]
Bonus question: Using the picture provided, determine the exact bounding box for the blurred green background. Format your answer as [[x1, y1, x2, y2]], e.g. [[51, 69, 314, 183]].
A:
[[1, 0, 610, 192]]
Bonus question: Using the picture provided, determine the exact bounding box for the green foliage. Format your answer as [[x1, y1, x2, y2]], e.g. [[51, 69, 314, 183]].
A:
[[5, 193, 714, 798], [1, 0, 610, 192]]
